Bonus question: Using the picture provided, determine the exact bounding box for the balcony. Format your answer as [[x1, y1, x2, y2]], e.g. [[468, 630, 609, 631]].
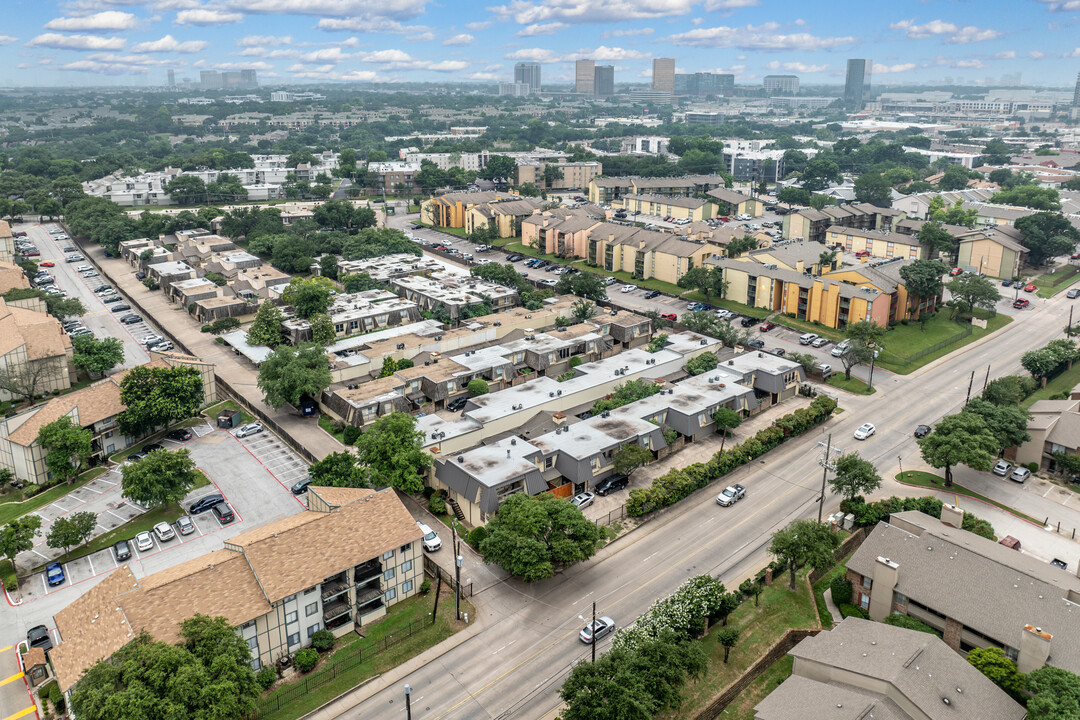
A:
[[321, 572, 348, 601], [357, 594, 384, 617], [354, 559, 381, 585], [355, 578, 381, 606], [326, 611, 352, 632], [323, 597, 351, 624]]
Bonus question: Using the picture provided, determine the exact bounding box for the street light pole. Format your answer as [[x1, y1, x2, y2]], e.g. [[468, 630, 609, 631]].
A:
[[591, 600, 597, 663], [818, 433, 832, 523], [867, 351, 877, 391], [452, 521, 462, 622], [404, 684, 411, 720]]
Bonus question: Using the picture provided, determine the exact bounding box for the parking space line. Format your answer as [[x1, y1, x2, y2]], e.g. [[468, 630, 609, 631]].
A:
[[86, 556, 94, 575], [0, 672, 24, 687], [2, 704, 38, 720]]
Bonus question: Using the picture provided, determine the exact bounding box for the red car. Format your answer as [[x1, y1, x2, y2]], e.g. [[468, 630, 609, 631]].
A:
[[719, 216, 731, 222], [1013, 298, 1030, 309], [949, 267, 963, 276], [1024, 283, 1037, 293], [39, 261, 54, 267], [1072, 253, 1080, 260], [855, 250, 871, 258], [660, 313, 677, 321], [760, 322, 776, 332]]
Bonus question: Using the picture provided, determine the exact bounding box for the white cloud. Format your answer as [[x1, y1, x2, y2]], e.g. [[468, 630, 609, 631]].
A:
[[238, 47, 299, 58], [516, 22, 567, 36], [314, 17, 431, 34], [90, 52, 174, 66], [175, 8, 244, 24], [503, 45, 645, 62], [406, 32, 435, 41], [603, 27, 653, 37], [0, 36, 18, 46], [705, 0, 758, 8], [300, 47, 352, 62], [466, 20, 493, 30], [872, 62, 916, 74], [351, 48, 471, 71], [665, 23, 856, 51], [952, 59, 986, 68], [130, 34, 208, 52], [359, 48, 413, 63], [993, 50, 1016, 59], [488, 0, 697, 25], [443, 33, 474, 45], [505, 47, 561, 62], [225, 0, 426, 18], [57, 59, 148, 74], [582, 45, 646, 60], [27, 32, 125, 50], [427, 60, 469, 70], [1037, 0, 1080, 11], [467, 71, 502, 81], [213, 60, 274, 70], [1029, 50, 1046, 59], [890, 19, 1001, 44], [766, 60, 827, 73], [1065, 47, 1080, 57], [238, 34, 291, 46], [45, 11, 139, 31]]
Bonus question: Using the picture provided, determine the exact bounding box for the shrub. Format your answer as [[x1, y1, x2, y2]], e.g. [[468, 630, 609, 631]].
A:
[[883, 613, 939, 635], [331, 420, 345, 434], [429, 495, 446, 515], [294, 648, 318, 673], [201, 324, 212, 333], [420, 578, 432, 594], [1027, 462, 1039, 473], [256, 666, 277, 690], [569, 356, 583, 368], [397, 358, 414, 369], [423, 486, 436, 499], [48, 683, 64, 713], [342, 425, 362, 445], [6, 578, 16, 592], [829, 576, 853, 606], [467, 526, 488, 547], [467, 378, 489, 396], [839, 603, 868, 619], [310, 629, 335, 653]]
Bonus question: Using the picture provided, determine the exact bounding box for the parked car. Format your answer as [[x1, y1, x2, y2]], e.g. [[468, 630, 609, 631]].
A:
[[417, 522, 442, 552], [81, 270, 99, 278], [1024, 283, 1037, 293], [46, 561, 65, 587], [94, 286, 114, 294], [760, 322, 776, 332], [119, 315, 142, 324], [447, 396, 469, 412], [811, 337, 830, 348], [579, 616, 616, 644], [643, 290, 661, 299], [27, 626, 52, 652], [153, 521, 175, 542], [747, 338, 766, 349], [234, 423, 263, 438], [594, 474, 629, 496], [570, 492, 595, 510], [914, 425, 932, 439], [126, 450, 147, 462], [740, 316, 761, 328], [176, 516, 195, 535], [102, 296, 123, 304], [211, 502, 235, 524], [772, 348, 786, 356], [506, 254, 523, 262], [716, 484, 746, 507], [166, 428, 193, 442], [1002, 279, 1013, 287], [660, 313, 677, 321], [949, 267, 963, 276], [799, 333, 819, 346], [620, 284, 636, 293], [111, 304, 132, 313], [1009, 467, 1031, 483], [1069, 288, 1080, 299], [291, 476, 313, 495], [142, 443, 165, 453], [188, 493, 224, 514], [832, 340, 852, 357], [992, 460, 1014, 477], [39, 261, 54, 267], [853, 423, 876, 440], [1051, 558, 1069, 570], [134, 531, 154, 552], [1013, 298, 1030, 309], [113, 539, 132, 562]]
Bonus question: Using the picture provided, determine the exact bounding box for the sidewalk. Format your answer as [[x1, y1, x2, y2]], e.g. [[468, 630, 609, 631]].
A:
[[80, 242, 345, 461]]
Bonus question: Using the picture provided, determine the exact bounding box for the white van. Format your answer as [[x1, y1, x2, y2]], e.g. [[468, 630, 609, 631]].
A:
[[799, 333, 819, 346], [831, 340, 852, 357], [817, 364, 834, 379]]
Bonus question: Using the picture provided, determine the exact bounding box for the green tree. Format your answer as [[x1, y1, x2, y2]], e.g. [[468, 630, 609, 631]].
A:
[[0, 358, 66, 405], [899, 259, 949, 326], [818, 250, 837, 273], [571, 299, 597, 321], [555, 271, 607, 302], [542, 164, 564, 188], [685, 352, 718, 376], [845, 319, 886, 347], [309, 313, 336, 346], [838, 340, 874, 381], [37, 416, 93, 484], [121, 448, 200, 510], [70, 335, 125, 377], [117, 365, 203, 437], [853, 172, 892, 207], [517, 182, 541, 197], [613, 443, 652, 477], [341, 272, 382, 293], [1014, 212, 1080, 266], [377, 356, 398, 378], [280, 276, 334, 319], [164, 175, 207, 205], [934, 200, 978, 228], [717, 626, 740, 663], [246, 301, 285, 347], [830, 452, 883, 501], [768, 519, 840, 590], [480, 492, 601, 582], [308, 451, 370, 488], [1027, 666, 1080, 720], [915, 220, 957, 257], [338, 148, 357, 178], [257, 343, 332, 410], [947, 273, 1002, 315], [0, 516, 41, 575], [937, 164, 973, 191], [46, 510, 97, 557], [313, 200, 356, 229], [800, 156, 842, 191], [677, 266, 726, 301], [712, 407, 742, 443], [982, 375, 1036, 406], [990, 185, 1061, 211], [320, 254, 339, 280], [917, 412, 997, 487], [961, 398, 1030, 454], [353, 412, 431, 493], [481, 154, 517, 184], [467, 378, 489, 396], [725, 235, 758, 258], [967, 647, 1027, 704]]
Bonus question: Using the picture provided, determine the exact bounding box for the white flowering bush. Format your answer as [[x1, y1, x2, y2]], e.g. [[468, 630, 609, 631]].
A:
[[614, 574, 727, 652]]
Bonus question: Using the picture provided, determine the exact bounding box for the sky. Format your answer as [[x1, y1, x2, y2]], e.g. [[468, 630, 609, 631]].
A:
[[3, 0, 1080, 88]]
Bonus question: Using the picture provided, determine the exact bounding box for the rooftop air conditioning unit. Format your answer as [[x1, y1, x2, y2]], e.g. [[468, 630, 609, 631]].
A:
[[549, 391, 555, 397], [601, 411, 610, 418], [457, 455, 464, 462]]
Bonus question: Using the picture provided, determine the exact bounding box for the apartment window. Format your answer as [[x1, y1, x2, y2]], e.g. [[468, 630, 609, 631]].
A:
[[402, 580, 414, 594], [384, 567, 396, 581], [861, 576, 872, 589], [288, 633, 300, 647], [241, 620, 256, 630], [251, 658, 261, 671], [385, 588, 397, 602], [893, 592, 907, 606], [285, 611, 298, 624], [284, 594, 297, 603], [402, 560, 412, 573], [247, 637, 258, 651], [383, 550, 395, 560], [307, 624, 321, 638], [306, 602, 318, 617], [544, 456, 555, 469], [1004, 646, 1019, 662], [400, 543, 411, 554], [304, 586, 317, 595]]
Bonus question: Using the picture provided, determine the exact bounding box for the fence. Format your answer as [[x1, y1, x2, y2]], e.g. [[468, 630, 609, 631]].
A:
[[885, 325, 972, 367], [214, 375, 320, 465], [249, 617, 430, 719], [691, 628, 820, 720], [593, 504, 627, 528], [423, 555, 473, 598], [807, 526, 870, 585]]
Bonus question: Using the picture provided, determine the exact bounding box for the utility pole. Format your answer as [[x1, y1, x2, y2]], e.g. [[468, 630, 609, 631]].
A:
[[867, 351, 877, 391], [817, 434, 833, 523], [591, 600, 597, 663], [983, 364, 991, 390], [965, 370, 975, 403], [1069, 306, 1074, 337], [404, 684, 411, 720], [453, 521, 462, 621]]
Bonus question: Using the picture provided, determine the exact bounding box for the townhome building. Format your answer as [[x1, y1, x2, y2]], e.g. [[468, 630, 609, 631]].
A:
[[421, 190, 518, 229], [783, 204, 904, 244], [823, 225, 926, 261], [463, 197, 548, 238], [389, 272, 518, 320], [521, 208, 605, 257], [618, 194, 716, 222], [583, 223, 724, 285], [0, 298, 74, 403]]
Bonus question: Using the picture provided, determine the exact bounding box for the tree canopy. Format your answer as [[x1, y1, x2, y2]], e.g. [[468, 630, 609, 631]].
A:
[[353, 412, 431, 493], [246, 301, 285, 347], [1015, 212, 1080, 266], [280, 276, 334, 319], [117, 365, 204, 437], [46, 510, 97, 557], [308, 451, 370, 488], [256, 343, 332, 410], [917, 412, 997, 486], [121, 448, 201, 510], [71, 334, 125, 377], [830, 452, 883, 502], [946, 273, 1002, 315], [768, 519, 840, 590], [37, 416, 93, 484]]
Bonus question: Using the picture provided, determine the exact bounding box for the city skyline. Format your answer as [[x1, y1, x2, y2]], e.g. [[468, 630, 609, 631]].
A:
[[2, 0, 1080, 87]]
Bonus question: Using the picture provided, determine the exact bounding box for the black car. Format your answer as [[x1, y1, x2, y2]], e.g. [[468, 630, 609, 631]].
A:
[[27, 625, 52, 652], [126, 451, 147, 462], [120, 314, 143, 324], [167, 428, 193, 442], [142, 443, 165, 453], [741, 316, 762, 328], [747, 339, 766, 349], [914, 424, 932, 439], [643, 290, 661, 299], [291, 477, 314, 495], [113, 539, 132, 562], [111, 304, 132, 312], [594, 474, 629, 496], [507, 254, 523, 262], [447, 396, 469, 412], [135, 271, 146, 280], [189, 493, 225, 514]]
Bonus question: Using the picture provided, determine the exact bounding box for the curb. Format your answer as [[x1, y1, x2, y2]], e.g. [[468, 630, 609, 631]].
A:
[[894, 478, 1045, 528]]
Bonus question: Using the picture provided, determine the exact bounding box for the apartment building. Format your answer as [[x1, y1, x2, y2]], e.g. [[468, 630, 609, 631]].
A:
[[618, 194, 716, 222], [707, 188, 765, 217], [368, 162, 420, 195], [0, 220, 16, 264], [954, 226, 1029, 278], [336, 253, 445, 283], [464, 197, 547, 238], [422, 190, 518, 229], [783, 204, 904, 245], [515, 161, 602, 191], [1015, 396, 1080, 470], [847, 509, 1080, 675], [762, 75, 799, 95], [823, 225, 926, 261], [146, 260, 197, 290], [49, 487, 424, 694], [390, 272, 519, 320], [754, 618, 1026, 720], [0, 298, 74, 404], [283, 291, 421, 343], [586, 223, 724, 285], [522, 208, 606, 257], [587, 175, 730, 206]]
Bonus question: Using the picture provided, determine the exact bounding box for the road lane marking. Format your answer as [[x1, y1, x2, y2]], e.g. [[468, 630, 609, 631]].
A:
[[0, 672, 24, 687], [2, 706, 39, 720], [0, 646, 10, 653]]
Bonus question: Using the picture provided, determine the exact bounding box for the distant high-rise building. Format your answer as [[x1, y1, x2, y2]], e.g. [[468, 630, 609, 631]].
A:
[[594, 65, 614, 96], [674, 72, 734, 97], [499, 82, 531, 97], [200, 70, 222, 89], [514, 62, 541, 93], [167, 69, 175, 87], [576, 59, 596, 95], [652, 58, 675, 94], [240, 69, 258, 87], [844, 59, 872, 107], [763, 75, 799, 95], [1074, 72, 1080, 106]]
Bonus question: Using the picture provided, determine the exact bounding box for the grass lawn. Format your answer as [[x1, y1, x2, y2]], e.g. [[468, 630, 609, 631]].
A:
[[258, 587, 472, 720], [0, 467, 108, 526], [1, 558, 16, 590], [1023, 361, 1080, 409], [317, 414, 347, 444], [204, 399, 255, 426], [718, 655, 794, 720], [661, 567, 819, 720], [571, 262, 684, 296], [894, 471, 1042, 525], [1035, 265, 1080, 298], [826, 374, 876, 395], [877, 312, 1012, 375]]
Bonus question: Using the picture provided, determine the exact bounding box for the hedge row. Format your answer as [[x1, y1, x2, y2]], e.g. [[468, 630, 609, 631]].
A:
[[626, 395, 838, 517]]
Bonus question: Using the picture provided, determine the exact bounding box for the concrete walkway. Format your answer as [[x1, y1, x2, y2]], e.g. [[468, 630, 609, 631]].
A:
[[79, 241, 345, 461], [822, 587, 843, 627]]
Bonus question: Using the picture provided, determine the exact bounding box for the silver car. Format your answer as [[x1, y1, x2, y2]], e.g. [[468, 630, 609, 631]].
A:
[[1009, 467, 1031, 484], [234, 423, 264, 438], [992, 460, 1013, 477], [570, 492, 595, 510], [579, 616, 616, 644]]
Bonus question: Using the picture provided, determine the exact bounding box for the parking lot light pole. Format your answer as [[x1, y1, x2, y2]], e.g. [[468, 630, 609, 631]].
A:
[[592, 600, 597, 662]]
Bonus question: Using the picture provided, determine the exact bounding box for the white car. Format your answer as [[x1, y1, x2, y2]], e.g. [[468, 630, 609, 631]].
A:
[[153, 521, 175, 542], [539, 278, 558, 287], [620, 284, 636, 293], [417, 522, 442, 552], [853, 423, 876, 440], [139, 335, 165, 347], [234, 423, 264, 439], [134, 531, 154, 552], [570, 492, 595, 510]]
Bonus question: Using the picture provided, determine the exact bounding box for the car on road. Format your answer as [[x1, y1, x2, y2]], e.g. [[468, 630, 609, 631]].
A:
[[119, 314, 143, 324], [594, 474, 629, 496], [1009, 467, 1031, 484], [46, 561, 65, 586], [620, 284, 636, 293], [40, 261, 54, 267], [853, 423, 876, 440], [234, 422, 264, 438], [716, 484, 746, 506], [1002, 279, 1013, 287], [167, 428, 193, 442], [992, 460, 1014, 477], [447, 396, 469, 412], [660, 313, 677, 322], [111, 304, 132, 313], [113, 539, 132, 562], [153, 521, 175, 542], [914, 425, 932, 439], [580, 616, 616, 644], [417, 522, 442, 552], [1069, 288, 1080, 299], [176, 516, 196, 535], [27, 626, 52, 652], [1051, 558, 1069, 570], [135, 531, 154, 552], [747, 338, 766, 349], [189, 493, 225, 515], [832, 340, 852, 357], [644, 290, 661, 299], [949, 267, 963, 276], [1013, 298, 1030, 309], [570, 492, 595, 510], [1024, 283, 1037, 293], [291, 476, 314, 495], [760, 322, 776, 332]]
